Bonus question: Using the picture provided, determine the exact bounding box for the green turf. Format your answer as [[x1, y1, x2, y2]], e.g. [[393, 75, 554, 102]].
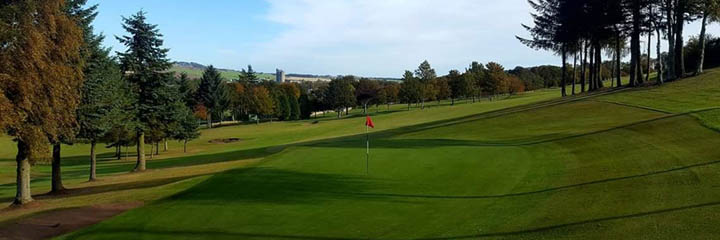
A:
[[0, 90, 560, 204], [53, 70, 720, 239]]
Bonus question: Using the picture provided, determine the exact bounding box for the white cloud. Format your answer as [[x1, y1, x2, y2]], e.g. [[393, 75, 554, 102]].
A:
[[253, 0, 556, 77]]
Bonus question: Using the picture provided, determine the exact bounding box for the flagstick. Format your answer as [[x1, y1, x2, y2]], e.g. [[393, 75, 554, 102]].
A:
[[366, 123, 369, 175]]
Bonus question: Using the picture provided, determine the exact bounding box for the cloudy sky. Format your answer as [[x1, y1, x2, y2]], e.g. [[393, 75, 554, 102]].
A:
[[88, 0, 720, 77]]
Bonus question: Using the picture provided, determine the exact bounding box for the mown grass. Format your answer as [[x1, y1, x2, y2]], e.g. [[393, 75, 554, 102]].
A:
[[58, 70, 720, 239], [0, 90, 560, 224]]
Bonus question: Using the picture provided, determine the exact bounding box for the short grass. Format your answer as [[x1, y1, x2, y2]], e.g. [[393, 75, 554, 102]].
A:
[[0, 90, 560, 223], [54, 70, 720, 239]]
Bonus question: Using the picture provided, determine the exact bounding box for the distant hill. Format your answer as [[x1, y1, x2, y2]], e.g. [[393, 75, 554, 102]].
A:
[[170, 61, 273, 81], [171, 61, 400, 82]]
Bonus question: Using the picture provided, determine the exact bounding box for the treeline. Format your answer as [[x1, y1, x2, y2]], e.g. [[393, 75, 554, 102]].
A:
[[0, 2, 200, 205], [519, 0, 720, 96]]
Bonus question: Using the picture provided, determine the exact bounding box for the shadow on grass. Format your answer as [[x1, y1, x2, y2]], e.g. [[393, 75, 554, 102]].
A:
[[413, 200, 720, 239], [64, 200, 720, 239], [0, 174, 209, 203], [64, 229, 368, 240], [164, 167, 415, 205]]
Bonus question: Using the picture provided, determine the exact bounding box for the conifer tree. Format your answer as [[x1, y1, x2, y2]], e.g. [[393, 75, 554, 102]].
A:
[[116, 10, 173, 172], [197, 65, 229, 128]]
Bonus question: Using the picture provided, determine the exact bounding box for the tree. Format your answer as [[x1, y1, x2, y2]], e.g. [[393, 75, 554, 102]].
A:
[[252, 86, 275, 121], [465, 62, 485, 101], [173, 106, 200, 153], [327, 76, 356, 118], [240, 64, 258, 83], [447, 70, 465, 105], [355, 78, 380, 113], [196, 65, 229, 128], [484, 62, 506, 96], [695, 0, 720, 75], [400, 70, 421, 110], [117, 10, 173, 172], [433, 77, 451, 104], [299, 92, 313, 119], [77, 53, 129, 181], [178, 72, 196, 107], [414, 60, 437, 109], [0, 0, 84, 204]]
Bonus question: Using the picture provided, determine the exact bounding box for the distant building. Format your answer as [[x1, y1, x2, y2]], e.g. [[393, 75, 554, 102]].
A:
[[276, 69, 285, 83]]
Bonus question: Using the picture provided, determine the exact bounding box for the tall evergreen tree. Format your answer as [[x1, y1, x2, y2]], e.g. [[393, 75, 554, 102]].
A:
[[116, 10, 173, 172], [196, 65, 229, 128]]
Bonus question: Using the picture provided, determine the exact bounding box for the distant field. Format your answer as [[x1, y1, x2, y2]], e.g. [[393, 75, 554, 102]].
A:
[[169, 66, 274, 81]]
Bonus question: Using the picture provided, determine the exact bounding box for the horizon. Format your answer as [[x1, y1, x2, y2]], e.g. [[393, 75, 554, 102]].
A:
[[88, 0, 720, 78]]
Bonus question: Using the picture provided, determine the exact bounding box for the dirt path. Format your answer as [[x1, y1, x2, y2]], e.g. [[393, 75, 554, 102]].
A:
[[0, 202, 142, 240]]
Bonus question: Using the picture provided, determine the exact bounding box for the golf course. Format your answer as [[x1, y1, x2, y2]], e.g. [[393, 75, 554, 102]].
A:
[[0, 68, 718, 239]]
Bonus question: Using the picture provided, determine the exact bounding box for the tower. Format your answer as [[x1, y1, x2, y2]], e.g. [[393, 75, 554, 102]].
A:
[[276, 69, 285, 83]]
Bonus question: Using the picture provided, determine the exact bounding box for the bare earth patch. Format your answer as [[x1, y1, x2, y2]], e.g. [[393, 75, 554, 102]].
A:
[[0, 202, 142, 240], [208, 138, 241, 144]]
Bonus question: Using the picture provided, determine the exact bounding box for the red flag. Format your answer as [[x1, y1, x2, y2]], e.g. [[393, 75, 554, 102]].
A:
[[365, 115, 375, 128]]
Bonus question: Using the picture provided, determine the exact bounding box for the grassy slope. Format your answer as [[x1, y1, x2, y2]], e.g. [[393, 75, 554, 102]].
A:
[[58, 71, 720, 239], [168, 66, 274, 81], [0, 90, 560, 223]]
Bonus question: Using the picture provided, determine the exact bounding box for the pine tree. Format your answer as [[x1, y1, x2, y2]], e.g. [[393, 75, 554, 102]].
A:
[[197, 65, 229, 128], [116, 10, 173, 172]]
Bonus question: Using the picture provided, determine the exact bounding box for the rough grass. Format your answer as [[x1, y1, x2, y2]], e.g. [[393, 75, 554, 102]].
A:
[[58, 69, 720, 239]]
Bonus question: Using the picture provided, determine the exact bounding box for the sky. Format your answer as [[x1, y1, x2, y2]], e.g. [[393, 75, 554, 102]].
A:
[[88, 0, 720, 78]]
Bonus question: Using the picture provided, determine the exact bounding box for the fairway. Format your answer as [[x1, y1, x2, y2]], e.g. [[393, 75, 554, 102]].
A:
[[44, 71, 720, 239]]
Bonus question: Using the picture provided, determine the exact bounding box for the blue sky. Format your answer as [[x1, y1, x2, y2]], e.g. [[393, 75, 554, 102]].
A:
[[89, 0, 719, 78]]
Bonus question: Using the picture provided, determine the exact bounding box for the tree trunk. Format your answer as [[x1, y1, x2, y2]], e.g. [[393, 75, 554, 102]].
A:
[[50, 143, 64, 194], [666, 0, 675, 81], [163, 138, 168, 152], [134, 132, 146, 172], [674, 0, 686, 78], [150, 142, 154, 160], [14, 141, 32, 205], [630, 0, 641, 87], [572, 52, 577, 95], [697, 10, 708, 75], [183, 139, 188, 153], [656, 21, 664, 85], [589, 45, 595, 91], [646, 21, 652, 83], [561, 47, 567, 97], [595, 42, 604, 90], [155, 141, 159, 155], [207, 109, 212, 128], [115, 144, 121, 160], [89, 141, 97, 181], [616, 31, 622, 87], [581, 41, 587, 92]]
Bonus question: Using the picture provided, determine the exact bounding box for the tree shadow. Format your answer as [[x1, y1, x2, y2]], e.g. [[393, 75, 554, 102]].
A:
[[164, 167, 414, 205], [0, 174, 209, 204], [412, 200, 720, 239], [64, 228, 368, 240]]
